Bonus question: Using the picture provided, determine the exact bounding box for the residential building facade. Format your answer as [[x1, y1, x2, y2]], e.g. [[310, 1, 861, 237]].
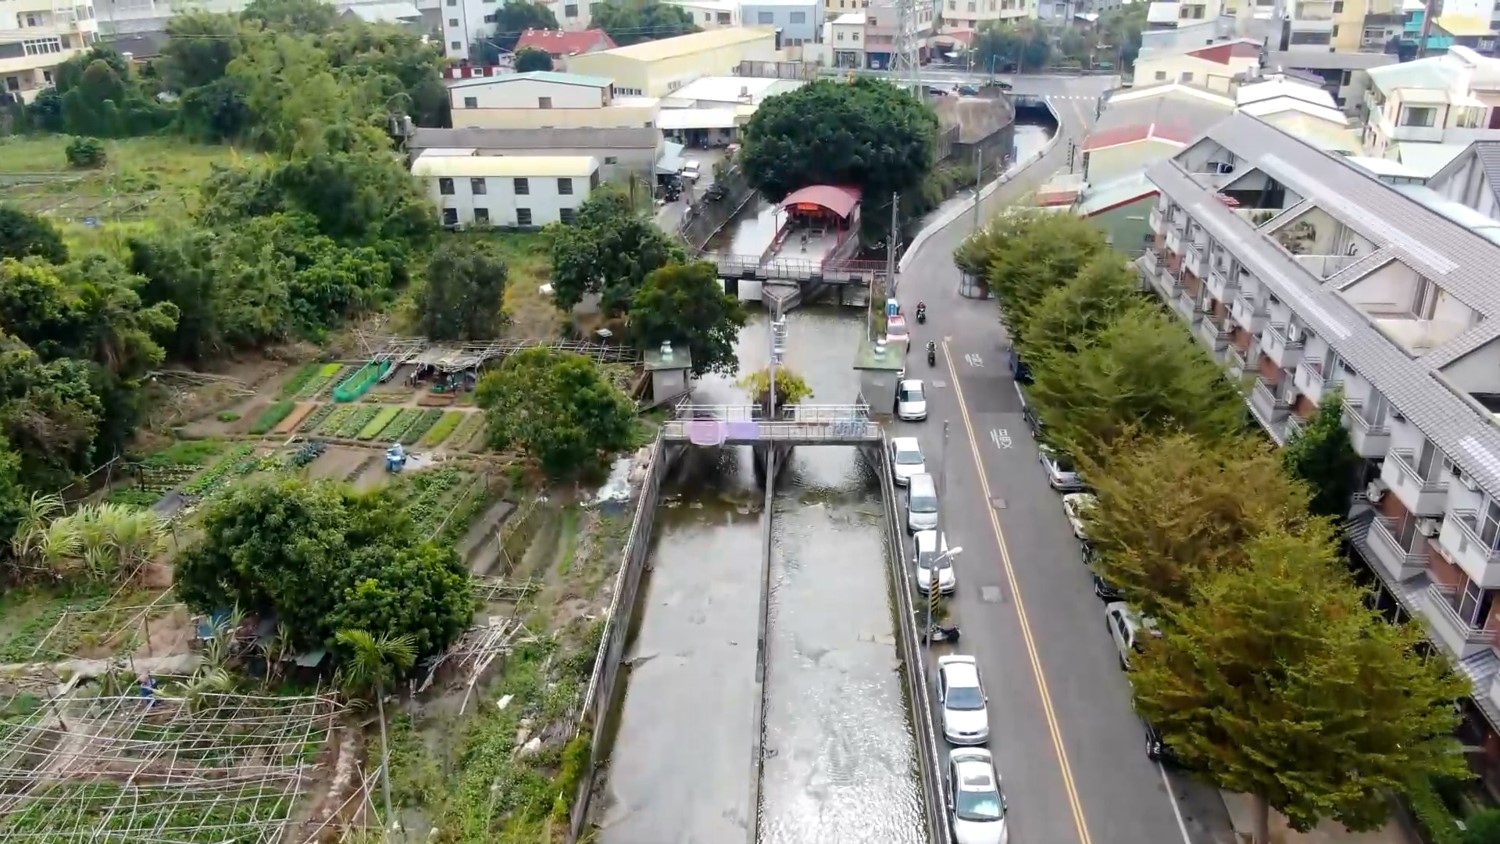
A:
[[663, 0, 739, 28], [828, 11, 861, 67], [740, 0, 822, 44], [412, 152, 601, 228], [407, 125, 666, 182], [1142, 113, 1500, 788], [939, 0, 1033, 31], [447, 71, 663, 130], [1, 0, 97, 103], [1134, 37, 1261, 91], [566, 26, 778, 96], [1361, 46, 1500, 161]]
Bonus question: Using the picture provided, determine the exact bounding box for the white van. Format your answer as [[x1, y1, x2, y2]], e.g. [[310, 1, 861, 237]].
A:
[[907, 473, 939, 533]]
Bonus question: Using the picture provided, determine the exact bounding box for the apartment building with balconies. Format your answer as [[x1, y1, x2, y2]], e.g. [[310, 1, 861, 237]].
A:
[[1144, 112, 1500, 781], [1361, 46, 1500, 167], [1, 0, 97, 103]]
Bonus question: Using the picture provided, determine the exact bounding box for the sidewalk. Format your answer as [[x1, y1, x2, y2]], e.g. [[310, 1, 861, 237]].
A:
[[1221, 792, 1419, 844]]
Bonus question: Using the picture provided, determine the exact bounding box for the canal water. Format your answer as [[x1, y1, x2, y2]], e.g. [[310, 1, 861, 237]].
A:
[[598, 118, 1055, 844]]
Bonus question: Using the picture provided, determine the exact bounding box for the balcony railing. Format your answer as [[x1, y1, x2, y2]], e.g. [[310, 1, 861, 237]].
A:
[[1251, 378, 1291, 422], [1440, 509, 1500, 586], [1423, 583, 1498, 657], [1230, 294, 1268, 332], [1294, 254, 1358, 279], [1196, 315, 1231, 350], [1382, 448, 1450, 516], [1226, 346, 1248, 379], [1292, 358, 1338, 405], [1149, 206, 1164, 233], [1285, 413, 1309, 439], [1175, 290, 1203, 324], [1261, 322, 1305, 370], [1165, 226, 1182, 254], [1342, 398, 1391, 458], [1206, 265, 1237, 301], [1142, 249, 1161, 277], [1183, 240, 1208, 279]]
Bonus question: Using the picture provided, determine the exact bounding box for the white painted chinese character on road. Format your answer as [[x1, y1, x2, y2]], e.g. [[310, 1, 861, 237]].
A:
[[964, 353, 984, 368], [990, 429, 1012, 450]]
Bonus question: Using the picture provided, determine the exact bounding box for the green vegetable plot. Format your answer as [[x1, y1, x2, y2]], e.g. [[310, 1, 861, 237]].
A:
[[380, 409, 424, 442], [277, 363, 320, 400], [336, 406, 380, 439], [248, 400, 295, 435], [399, 409, 444, 445], [185, 445, 255, 497], [419, 412, 465, 447], [315, 405, 357, 436], [448, 412, 487, 450], [357, 407, 402, 440], [296, 363, 346, 399], [298, 404, 335, 433]]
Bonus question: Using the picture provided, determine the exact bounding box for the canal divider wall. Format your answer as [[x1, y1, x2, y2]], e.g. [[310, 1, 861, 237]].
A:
[[877, 435, 953, 844], [569, 435, 672, 843], [747, 445, 779, 844]]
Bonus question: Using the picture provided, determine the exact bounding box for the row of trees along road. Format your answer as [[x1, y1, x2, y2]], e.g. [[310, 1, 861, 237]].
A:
[[956, 212, 1468, 844]]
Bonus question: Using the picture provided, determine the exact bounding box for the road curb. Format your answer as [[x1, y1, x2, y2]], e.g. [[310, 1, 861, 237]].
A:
[[898, 97, 1067, 274]]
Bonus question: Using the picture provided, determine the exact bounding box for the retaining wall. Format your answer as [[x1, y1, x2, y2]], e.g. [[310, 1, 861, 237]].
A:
[[568, 436, 671, 842], [747, 446, 779, 844], [876, 436, 952, 844], [679, 165, 756, 252]]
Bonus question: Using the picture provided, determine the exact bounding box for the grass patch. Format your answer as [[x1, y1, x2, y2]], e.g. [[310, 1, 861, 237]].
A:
[[556, 507, 580, 577], [475, 231, 560, 340], [138, 439, 226, 468], [0, 135, 254, 256]]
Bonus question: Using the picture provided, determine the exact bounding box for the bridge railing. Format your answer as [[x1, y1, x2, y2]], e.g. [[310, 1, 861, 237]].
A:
[[672, 403, 872, 422], [706, 253, 889, 281]]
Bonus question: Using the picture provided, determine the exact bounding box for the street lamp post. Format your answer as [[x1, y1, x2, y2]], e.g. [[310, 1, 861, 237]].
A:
[[925, 545, 963, 637]]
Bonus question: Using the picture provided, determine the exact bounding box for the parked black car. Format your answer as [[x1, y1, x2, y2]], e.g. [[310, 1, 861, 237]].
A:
[[1143, 717, 1180, 765]]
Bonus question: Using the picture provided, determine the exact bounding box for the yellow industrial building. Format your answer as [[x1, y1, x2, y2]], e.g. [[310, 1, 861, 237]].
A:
[[566, 27, 780, 97]]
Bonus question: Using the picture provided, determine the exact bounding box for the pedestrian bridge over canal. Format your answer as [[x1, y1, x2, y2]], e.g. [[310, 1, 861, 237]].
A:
[[662, 403, 883, 446]]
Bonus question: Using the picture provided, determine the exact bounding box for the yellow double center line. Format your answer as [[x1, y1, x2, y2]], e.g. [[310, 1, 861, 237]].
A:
[[942, 339, 1093, 844]]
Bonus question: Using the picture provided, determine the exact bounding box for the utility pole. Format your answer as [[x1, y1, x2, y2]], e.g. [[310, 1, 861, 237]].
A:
[[769, 298, 786, 417], [971, 147, 983, 232], [885, 192, 900, 302], [891, 0, 922, 90]]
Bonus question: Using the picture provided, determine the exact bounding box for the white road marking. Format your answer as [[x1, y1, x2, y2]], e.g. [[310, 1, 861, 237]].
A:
[[1158, 763, 1195, 844], [964, 353, 984, 368], [989, 429, 1013, 450]]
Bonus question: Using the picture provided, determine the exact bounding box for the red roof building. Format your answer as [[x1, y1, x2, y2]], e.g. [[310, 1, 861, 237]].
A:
[[515, 29, 617, 60]]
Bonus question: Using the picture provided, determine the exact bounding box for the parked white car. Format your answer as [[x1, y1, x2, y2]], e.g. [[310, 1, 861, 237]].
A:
[[914, 529, 957, 595], [897, 379, 928, 422], [937, 655, 989, 745], [947, 748, 1009, 844], [681, 160, 701, 181], [1105, 601, 1161, 671], [1039, 445, 1085, 492], [889, 436, 925, 486], [1062, 493, 1096, 541]]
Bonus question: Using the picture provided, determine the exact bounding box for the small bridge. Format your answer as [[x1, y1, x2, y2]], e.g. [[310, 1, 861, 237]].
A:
[[709, 253, 888, 285], [662, 404, 882, 446]]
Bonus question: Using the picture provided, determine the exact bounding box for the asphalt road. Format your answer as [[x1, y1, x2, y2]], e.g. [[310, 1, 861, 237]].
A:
[[890, 75, 1240, 844]]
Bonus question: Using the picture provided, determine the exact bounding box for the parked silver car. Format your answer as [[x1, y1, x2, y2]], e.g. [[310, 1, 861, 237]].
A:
[[937, 654, 989, 745]]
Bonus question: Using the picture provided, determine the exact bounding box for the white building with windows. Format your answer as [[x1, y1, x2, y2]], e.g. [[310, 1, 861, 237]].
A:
[[1, 0, 97, 103], [412, 152, 600, 228], [446, 70, 665, 130], [1142, 114, 1500, 790], [1361, 46, 1500, 164]]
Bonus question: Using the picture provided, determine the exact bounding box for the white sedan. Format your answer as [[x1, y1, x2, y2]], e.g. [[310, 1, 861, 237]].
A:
[[889, 436, 925, 486], [947, 748, 1009, 844], [1062, 493, 1097, 541], [897, 379, 928, 421], [937, 655, 989, 745]]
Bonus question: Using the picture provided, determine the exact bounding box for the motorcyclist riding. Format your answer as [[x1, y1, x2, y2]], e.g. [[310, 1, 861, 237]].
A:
[[926, 341, 937, 366]]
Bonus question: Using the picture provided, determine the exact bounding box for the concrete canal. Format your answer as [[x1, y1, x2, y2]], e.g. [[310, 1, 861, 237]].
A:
[[596, 117, 1056, 844]]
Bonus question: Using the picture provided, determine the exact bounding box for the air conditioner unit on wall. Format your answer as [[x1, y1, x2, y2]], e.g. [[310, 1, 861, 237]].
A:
[[1418, 519, 1442, 537], [1367, 479, 1388, 502]]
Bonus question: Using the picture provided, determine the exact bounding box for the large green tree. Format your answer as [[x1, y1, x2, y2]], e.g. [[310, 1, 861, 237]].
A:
[[1028, 307, 1245, 464], [0, 206, 68, 265], [741, 78, 938, 241], [421, 240, 509, 341], [961, 211, 1111, 335], [514, 46, 554, 73], [628, 261, 745, 377], [1283, 386, 1362, 520], [590, 0, 696, 46], [175, 477, 472, 656], [491, 0, 560, 51], [1084, 433, 1320, 616], [1017, 253, 1140, 359], [971, 21, 1051, 72], [1134, 527, 1468, 844], [161, 11, 248, 90], [477, 347, 636, 476], [548, 188, 683, 316], [0, 334, 103, 491]]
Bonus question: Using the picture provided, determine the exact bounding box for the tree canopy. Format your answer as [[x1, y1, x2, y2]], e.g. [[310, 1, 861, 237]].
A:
[[1017, 254, 1142, 359], [1084, 433, 1320, 617], [1283, 386, 1361, 520], [741, 78, 938, 241], [1028, 307, 1245, 464], [175, 477, 473, 657], [591, 0, 698, 46], [0, 205, 68, 264], [491, 1, 560, 51], [971, 22, 1052, 72], [476, 347, 637, 476], [959, 211, 1111, 335], [1134, 527, 1467, 841], [628, 261, 746, 377], [421, 240, 509, 342], [548, 188, 684, 316], [514, 46, 555, 73]]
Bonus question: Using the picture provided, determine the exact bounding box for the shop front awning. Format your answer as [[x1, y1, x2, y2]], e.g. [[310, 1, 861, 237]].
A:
[[656, 141, 686, 175]]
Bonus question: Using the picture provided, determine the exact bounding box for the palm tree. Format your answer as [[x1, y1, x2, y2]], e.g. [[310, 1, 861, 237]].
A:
[[10, 491, 63, 572], [336, 628, 417, 835]]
